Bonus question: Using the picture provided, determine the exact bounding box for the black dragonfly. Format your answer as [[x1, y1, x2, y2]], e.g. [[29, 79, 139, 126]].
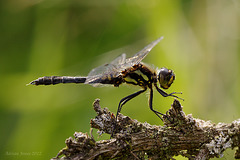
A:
[[29, 37, 183, 123]]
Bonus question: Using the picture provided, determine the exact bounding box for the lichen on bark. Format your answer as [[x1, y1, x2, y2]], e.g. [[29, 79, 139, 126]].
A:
[[52, 99, 240, 160]]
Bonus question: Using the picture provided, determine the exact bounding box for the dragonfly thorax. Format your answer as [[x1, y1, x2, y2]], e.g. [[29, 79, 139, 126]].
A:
[[121, 63, 156, 88], [157, 68, 175, 89]]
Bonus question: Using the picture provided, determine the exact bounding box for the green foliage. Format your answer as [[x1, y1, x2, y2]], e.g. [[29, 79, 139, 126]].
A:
[[0, 0, 239, 159]]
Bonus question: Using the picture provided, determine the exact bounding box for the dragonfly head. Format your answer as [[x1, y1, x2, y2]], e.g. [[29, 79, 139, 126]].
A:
[[157, 68, 175, 89]]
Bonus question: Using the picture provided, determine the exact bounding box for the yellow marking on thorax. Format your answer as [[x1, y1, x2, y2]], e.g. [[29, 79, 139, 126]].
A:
[[134, 70, 150, 82], [124, 76, 138, 84]]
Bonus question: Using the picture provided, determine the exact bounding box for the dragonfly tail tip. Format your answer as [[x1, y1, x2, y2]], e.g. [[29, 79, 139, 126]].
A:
[[27, 81, 36, 86]]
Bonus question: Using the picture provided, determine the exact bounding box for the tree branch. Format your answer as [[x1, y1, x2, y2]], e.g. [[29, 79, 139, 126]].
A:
[[52, 99, 240, 160]]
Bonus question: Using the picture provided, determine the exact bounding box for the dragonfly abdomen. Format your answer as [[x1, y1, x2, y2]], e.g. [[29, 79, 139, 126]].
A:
[[29, 76, 86, 85]]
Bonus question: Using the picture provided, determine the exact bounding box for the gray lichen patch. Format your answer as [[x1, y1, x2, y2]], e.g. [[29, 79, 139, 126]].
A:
[[206, 131, 233, 158]]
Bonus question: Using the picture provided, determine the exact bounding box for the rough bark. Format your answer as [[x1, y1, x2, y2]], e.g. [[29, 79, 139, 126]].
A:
[[52, 99, 240, 160]]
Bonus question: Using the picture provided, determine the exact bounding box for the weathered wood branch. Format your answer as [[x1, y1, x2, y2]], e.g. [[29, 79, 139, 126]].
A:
[[52, 99, 240, 160]]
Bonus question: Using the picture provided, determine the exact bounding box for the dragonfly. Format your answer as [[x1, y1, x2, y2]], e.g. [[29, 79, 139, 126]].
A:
[[29, 37, 183, 123]]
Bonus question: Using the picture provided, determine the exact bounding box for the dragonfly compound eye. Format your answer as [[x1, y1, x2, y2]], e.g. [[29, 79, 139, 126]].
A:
[[158, 68, 175, 89]]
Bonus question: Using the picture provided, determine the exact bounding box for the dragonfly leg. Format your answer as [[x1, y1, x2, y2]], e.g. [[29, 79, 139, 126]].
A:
[[116, 88, 147, 120], [111, 88, 147, 137], [149, 88, 164, 121], [155, 85, 184, 101]]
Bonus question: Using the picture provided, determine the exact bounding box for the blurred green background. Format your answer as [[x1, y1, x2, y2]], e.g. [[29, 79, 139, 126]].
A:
[[1, 0, 240, 159]]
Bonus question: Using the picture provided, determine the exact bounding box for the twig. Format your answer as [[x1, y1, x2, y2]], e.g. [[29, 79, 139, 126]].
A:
[[51, 99, 240, 160]]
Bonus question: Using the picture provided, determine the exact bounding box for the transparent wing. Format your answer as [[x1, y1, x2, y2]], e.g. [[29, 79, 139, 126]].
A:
[[85, 53, 126, 86], [85, 37, 163, 86], [110, 53, 126, 65], [124, 36, 164, 68]]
